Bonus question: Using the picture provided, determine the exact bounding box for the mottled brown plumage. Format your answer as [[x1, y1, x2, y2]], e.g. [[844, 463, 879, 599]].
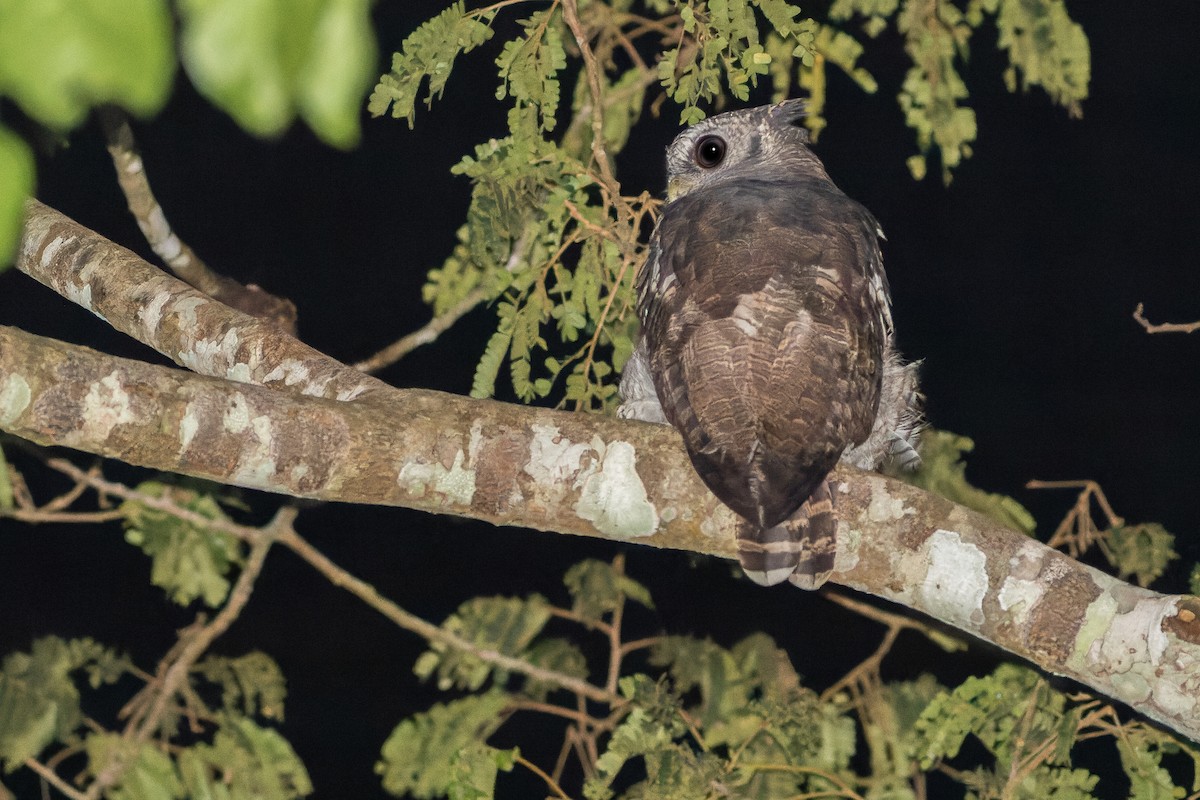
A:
[[619, 99, 921, 588]]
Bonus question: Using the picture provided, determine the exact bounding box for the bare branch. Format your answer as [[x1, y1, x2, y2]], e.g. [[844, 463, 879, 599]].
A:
[[4, 322, 1199, 742], [1133, 302, 1200, 334], [97, 107, 298, 334], [562, 0, 618, 191], [16, 199, 383, 401], [4, 203, 1200, 743], [352, 287, 487, 374]]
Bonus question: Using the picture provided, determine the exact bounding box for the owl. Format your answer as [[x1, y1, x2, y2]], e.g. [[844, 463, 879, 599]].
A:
[[619, 99, 922, 589]]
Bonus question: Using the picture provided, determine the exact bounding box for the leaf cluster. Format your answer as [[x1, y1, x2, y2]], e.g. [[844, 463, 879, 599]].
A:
[[0, 639, 310, 800], [915, 662, 1200, 800], [120, 480, 245, 608], [369, 0, 1091, 410], [372, 558, 1200, 800], [830, 0, 1088, 182], [0, 0, 377, 266]]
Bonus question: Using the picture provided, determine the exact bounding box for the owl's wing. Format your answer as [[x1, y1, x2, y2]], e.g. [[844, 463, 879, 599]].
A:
[[640, 181, 886, 530]]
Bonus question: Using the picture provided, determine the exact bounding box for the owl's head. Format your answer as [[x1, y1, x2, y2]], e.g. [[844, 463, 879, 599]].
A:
[[663, 98, 830, 201]]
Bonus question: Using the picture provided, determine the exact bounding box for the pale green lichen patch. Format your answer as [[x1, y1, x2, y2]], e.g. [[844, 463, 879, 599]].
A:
[[179, 401, 200, 451], [222, 392, 278, 485], [998, 541, 1049, 624], [525, 424, 594, 485], [574, 440, 657, 539], [76, 371, 137, 443], [398, 449, 476, 506], [1070, 591, 1118, 675], [867, 487, 908, 522], [137, 290, 172, 334], [917, 529, 987, 629], [1085, 594, 1175, 680], [0, 374, 31, 425]]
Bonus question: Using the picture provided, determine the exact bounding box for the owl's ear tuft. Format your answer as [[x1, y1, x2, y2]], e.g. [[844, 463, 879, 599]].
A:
[[771, 98, 811, 138]]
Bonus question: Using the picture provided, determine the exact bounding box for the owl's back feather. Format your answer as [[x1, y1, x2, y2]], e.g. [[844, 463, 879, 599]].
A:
[[640, 179, 886, 533], [628, 100, 917, 588]]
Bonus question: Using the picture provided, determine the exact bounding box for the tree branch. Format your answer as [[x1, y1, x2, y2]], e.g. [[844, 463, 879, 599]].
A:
[[15, 198, 383, 402], [4, 202, 1200, 743], [351, 287, 487, 374], [1132, 302, 1200, 334], [97, 107, 298, 334]]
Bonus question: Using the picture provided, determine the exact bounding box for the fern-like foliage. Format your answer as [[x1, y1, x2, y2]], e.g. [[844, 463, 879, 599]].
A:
[[120, 480, 245, 608], [369, 557, 1199, 800], [0, 638, 310, 799], [372, 0, 1090, 409]]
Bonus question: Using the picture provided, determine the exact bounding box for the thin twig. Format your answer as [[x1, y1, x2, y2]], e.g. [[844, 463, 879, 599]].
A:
[[562, 0, 618, 191], [352, 287, 488, 373], [510, 699, 600, 727], [45, 458, 258, 542], [276, 526, 620, 705], [1026, 479, 1124, 558], [1133, 303, 1200, 334], [737, 763, 865, 800], [516, 754, 574, 800], [2, 507, 125, 524], [85, 510, 288, 799], [23, 758, 88, 800]]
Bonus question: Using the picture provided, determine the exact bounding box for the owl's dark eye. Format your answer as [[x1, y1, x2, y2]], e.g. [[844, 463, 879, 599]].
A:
[[693, 135, 726, 168]]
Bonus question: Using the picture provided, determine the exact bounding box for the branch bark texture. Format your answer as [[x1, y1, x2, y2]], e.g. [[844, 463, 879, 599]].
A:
[[3, 202, 1198, 743]]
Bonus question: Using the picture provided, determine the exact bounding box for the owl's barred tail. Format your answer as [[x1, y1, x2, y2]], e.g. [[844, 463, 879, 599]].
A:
[[735, 480, 838, 589]]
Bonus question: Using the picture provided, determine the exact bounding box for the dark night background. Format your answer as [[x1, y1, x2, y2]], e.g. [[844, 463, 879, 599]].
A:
[[2, 2, 1200, 797]]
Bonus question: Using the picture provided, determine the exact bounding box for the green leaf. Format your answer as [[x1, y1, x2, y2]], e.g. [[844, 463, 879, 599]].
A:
[[520, 638, 589, 701], [0, 126, 33, 270], [121, 481, 244, 608], [85, 734, 184, 800], [195, 652, 288, 721], [563, 559, 655, 622], [0, 638, 128, 771], [1104, 523, 1178, 588], [369, 3, 495, 125], [887, 428, 1036, 535], [0, 0, 174, 129], [1115, 727, 1189, 800], [377, 690, 510, 799], [447, 743, 516, 800], [1190, 564, 1200, 597], [913, 663, 1071, 771], [0, 638, 82, 771], [495, 9, 567, 132], [177, 713, 313, 800], [1015, 766, 1099, 800], [991, 0, 1089, 113], [471, 327, 513, 399], [414, 596, 551, 692], [178, 0, 376, 147]]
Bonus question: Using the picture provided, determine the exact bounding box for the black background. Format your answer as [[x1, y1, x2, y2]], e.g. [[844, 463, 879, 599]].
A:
[[2, 2, 1199, 797]]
